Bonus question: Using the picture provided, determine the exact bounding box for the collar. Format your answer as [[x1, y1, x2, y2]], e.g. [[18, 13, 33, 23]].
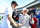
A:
[[23, 13, 28, 16], [25, 13, 28, 15]]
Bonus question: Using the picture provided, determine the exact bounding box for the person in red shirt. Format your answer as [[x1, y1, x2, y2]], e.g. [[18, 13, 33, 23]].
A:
[[31, 17, 37, 28], [28, 12, 37, 28]]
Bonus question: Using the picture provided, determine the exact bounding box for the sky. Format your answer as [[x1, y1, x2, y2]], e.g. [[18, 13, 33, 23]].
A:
[[0, 0, 35, 13]]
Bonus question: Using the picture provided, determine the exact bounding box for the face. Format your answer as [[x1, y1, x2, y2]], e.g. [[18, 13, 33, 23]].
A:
[[22, 10, 27, 15], [11, 4, 16, 8], [30, 13, 33, 16], [22, 10, 27, 13]]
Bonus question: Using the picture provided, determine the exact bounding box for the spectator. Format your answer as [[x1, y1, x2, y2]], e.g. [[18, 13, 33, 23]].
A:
[[28, 12, 37, 28], [19, 8, 31, 28]]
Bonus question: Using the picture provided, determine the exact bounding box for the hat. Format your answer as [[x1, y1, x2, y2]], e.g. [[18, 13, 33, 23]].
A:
[[23, 8, 29, 12], [11, 1, 18, 6]]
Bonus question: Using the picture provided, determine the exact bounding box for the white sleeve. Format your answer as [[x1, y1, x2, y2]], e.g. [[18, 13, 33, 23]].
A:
[[7, 9, 10, 15], [7, 7, 12, 16]]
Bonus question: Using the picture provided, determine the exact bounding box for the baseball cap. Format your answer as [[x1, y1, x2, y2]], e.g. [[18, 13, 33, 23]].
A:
[[11, 1, 18, 6]]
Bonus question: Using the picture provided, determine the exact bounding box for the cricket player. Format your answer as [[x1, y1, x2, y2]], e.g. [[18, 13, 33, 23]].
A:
[[1, 1, 22, 28]]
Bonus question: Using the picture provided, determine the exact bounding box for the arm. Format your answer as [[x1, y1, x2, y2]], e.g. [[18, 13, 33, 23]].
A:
[[7, 14, 18, 27], [35, 9, 37, 15], [7, 14, 22, 27]]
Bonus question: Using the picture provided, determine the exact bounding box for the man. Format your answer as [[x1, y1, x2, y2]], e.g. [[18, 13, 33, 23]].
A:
[[19, 8, 31, 28], [3, 1, 22, 28]]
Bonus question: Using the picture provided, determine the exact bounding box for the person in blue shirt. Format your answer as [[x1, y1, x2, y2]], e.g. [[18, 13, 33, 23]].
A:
[[36, 12, 40, 26]]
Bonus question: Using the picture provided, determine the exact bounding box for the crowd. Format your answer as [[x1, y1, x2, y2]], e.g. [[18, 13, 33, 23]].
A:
[[1, 1, 39, 28]]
